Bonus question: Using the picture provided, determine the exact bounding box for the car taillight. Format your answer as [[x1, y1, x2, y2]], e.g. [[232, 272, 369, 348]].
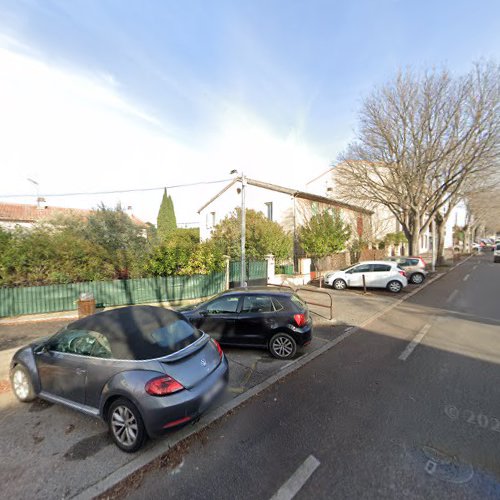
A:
[[212, 339, 223, 359], [145, 375, 184, 396], [294, 313, 307, 327], [399, 270, 407, 277]]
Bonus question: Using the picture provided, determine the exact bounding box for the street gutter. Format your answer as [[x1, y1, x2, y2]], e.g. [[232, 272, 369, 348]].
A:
[[72, 255, 472, 500]]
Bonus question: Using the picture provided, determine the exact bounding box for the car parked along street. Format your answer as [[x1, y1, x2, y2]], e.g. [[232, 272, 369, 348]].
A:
[[10, 305, 229, 452], [180, 288, 313, 360], [324, 260, 408, 293], [384, 256, 428, 284]]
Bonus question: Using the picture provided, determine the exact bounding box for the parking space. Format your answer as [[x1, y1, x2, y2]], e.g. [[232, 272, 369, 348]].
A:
[[0, 282, 426, 499]]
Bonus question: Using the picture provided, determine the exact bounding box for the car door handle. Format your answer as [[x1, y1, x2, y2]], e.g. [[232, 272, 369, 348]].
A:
[[75, 368, 86, 375]]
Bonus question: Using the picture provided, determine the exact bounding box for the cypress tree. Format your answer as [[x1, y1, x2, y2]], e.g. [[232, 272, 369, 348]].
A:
[[157, 189, 177, 240]]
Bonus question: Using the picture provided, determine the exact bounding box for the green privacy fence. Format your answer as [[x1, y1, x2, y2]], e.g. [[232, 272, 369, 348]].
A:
[[0, 272, 226, 318], [275, 263, 294, 275], [229, 260, 268, 285]]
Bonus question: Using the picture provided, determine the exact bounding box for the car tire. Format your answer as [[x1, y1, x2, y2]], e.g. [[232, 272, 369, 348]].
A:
[[333, 279, 347, 290], [108, 398, 147, 453], [410, 272, 425, 285], [269, 333, 297, 360], [10, 364, 36, 402], [387, 280, 403, 293]]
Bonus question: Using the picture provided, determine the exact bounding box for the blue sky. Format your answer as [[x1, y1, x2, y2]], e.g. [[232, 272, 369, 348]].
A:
[[0, 0, 499, 223]]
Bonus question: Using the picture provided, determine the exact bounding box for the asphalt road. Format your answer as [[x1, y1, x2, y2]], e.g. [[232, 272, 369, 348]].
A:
[[126, 253, 500, 500]]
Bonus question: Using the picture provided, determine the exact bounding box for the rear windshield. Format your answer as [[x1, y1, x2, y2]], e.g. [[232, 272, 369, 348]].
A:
[[148, 320, 202, 356], [291, 294, 307, 310]]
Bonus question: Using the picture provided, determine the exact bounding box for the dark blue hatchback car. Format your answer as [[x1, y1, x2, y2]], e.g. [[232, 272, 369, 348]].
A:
[[180, 288, 313, 359]]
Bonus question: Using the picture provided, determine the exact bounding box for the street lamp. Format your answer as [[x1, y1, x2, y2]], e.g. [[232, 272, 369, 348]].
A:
[[230, 170, 246, 287], [27, 178, 40, 206]]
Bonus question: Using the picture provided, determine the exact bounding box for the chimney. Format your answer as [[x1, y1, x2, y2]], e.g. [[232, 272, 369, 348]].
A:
[[37, 197, 47, 210]]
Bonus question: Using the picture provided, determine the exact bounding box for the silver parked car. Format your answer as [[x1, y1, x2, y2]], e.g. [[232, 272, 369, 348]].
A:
[[494, 243, 500, 263], [385, 256, 427, 284], [324, 260, 408, 293], [10, 306, 229, 452]]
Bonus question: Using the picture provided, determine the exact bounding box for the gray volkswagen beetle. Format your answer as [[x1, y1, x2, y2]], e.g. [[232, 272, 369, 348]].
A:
[[10, 305, 228, 452]]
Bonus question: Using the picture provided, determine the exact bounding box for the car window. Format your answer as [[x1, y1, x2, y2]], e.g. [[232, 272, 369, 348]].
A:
[[271, 297, 285, 311], [205, 296, 240, 314], [49, 329, 112, 357], [409, 259, 420, 266], [372, 264, 391, 272], [290, 294, 307, 311], [150, 319, 202, 353], [351, 264, 372, 273], [241, 295, 274, 313]]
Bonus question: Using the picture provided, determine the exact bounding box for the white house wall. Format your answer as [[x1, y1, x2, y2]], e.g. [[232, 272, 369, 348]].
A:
[[199, 184, 296, 241]]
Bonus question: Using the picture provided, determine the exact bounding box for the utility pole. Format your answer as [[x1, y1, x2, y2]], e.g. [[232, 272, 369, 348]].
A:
[[240, 173, 246, 287], [431, 217, 436, 272]]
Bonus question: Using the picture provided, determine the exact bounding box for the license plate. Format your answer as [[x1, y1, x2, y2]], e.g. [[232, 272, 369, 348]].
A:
[[202, 378, 224, 405]]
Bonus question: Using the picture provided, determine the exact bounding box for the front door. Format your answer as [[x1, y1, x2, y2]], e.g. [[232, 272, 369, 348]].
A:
[[35, 329, 92, 404], [346, 263, 373, 287], [196, 295, 241, 343]]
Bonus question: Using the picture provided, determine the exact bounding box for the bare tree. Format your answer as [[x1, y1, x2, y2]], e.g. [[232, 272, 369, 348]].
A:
[[335, 62, 500, 255]]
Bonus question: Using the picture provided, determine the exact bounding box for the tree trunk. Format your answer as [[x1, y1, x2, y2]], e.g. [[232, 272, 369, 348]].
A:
[[435, 217, 447, 266]]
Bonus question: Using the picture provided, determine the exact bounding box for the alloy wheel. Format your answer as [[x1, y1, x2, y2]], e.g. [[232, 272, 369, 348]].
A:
[[388, 281, 402, 293], [12, 369, 29, 400], [111, 405, 139, 447], [411, 273, 424, 284], [333, 279, 346, 290], [272, 336, 294, 358]]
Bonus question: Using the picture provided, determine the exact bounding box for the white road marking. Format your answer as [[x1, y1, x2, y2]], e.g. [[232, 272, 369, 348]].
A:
[[270, 455, 320, 500], [473, 265, 478, 270], [463, 274, 470, 282], [446, 289, 459, 303], [399, 323, 432, 361]]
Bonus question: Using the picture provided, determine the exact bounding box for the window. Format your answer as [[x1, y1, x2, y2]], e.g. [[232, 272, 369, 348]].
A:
[[150, 320, 202, 354], [49, 329, 112, 358], [372, 264, 391, 272], [241, 295, 274, 313], [205, 296, 240, 314], [350, 264, 372, 273], [264, 202, 273, 221]]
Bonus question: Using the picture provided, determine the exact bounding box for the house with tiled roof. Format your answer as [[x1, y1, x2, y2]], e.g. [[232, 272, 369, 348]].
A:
[[0, 201, 146, 230]]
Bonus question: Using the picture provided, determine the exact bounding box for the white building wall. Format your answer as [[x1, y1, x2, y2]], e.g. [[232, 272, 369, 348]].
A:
[[444, 202, 468, 248], [199, 183, 295, 241]]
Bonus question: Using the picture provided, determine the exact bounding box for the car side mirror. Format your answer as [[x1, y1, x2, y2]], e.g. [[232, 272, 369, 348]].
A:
[[35, 343, 49, 354]]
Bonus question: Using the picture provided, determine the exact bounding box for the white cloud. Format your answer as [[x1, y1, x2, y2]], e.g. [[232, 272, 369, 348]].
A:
[[0, 40, 331, 224]]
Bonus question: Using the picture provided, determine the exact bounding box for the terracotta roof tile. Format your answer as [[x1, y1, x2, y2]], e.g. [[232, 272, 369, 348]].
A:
[[0, 202, 146, 226]]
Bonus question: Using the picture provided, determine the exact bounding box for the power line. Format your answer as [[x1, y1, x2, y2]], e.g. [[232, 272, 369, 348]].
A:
[[0, 178, 233, 199]]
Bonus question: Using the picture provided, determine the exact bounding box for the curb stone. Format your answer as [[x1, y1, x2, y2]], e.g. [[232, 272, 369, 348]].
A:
[[71, 256, 472, 499]]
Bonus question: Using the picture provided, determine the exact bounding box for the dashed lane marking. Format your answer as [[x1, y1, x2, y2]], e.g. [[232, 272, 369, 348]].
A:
[[463, 274, 470, 282], [270, 455, 321, 500], [446, 289, 458, 303], [399, 323, 432, 361]]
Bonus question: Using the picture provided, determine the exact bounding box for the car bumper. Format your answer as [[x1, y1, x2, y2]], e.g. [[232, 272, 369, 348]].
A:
[[288, 323, 313, 347], [141, 356, 229, 438]]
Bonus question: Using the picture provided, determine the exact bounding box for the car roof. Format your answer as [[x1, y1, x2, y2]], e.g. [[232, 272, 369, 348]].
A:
[[219, 286, 296, 297], [67, 305, 186, 360], [354, 260, 398, 265]]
